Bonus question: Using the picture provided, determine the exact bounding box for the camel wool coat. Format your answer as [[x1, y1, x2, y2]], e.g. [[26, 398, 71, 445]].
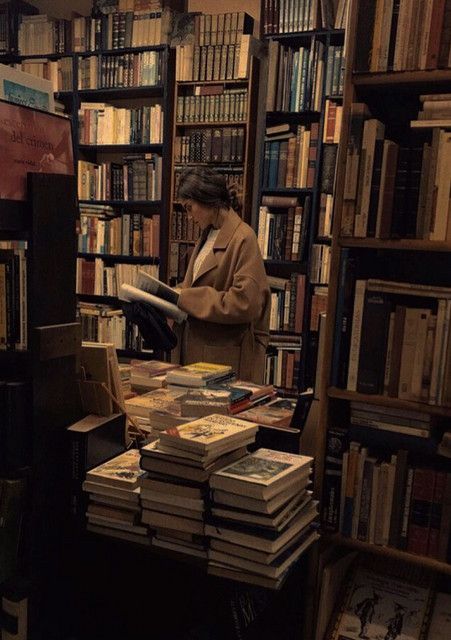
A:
[[172, 208, 270, 384]]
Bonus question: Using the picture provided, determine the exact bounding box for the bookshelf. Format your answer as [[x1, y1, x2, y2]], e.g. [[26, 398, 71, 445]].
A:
[[0, 171, 81, 638], [257, 1, 346, 395], [316, 0, 451, 595], [167, 12, 261, 285], [2, 25, 177, 359]]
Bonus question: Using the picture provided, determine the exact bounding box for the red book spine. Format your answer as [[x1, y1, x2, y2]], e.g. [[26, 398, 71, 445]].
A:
[[426, 0, 446, 68], [428, 470, 446, 558], [406, 468, 436, 556], [307, 122, 320, 188]]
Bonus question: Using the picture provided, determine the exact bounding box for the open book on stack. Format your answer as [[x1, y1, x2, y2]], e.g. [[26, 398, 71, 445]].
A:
[[119, 270, 187, 323]]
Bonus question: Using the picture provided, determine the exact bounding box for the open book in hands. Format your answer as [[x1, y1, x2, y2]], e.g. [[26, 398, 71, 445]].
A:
[[119, 270, 187, 323]]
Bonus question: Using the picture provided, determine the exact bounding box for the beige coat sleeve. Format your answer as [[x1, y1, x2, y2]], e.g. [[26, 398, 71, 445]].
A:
[[177, 235, 265, 325]]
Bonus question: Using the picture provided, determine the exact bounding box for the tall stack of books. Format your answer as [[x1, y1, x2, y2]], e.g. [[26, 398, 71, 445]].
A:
[[207, 448, 318, 589], [83, 449, 150, 545], [139, 414, 258, 558]]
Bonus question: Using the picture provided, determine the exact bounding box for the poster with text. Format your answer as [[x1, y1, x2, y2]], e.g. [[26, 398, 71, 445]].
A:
[[0, 100, 74, 201]]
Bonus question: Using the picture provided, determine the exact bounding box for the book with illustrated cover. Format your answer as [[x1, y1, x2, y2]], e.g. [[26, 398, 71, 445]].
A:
[[236, 397, 297, 428], [180, 388, 232, 417], [130, 359, 180, 386], [210, 449, 313, 500], [166, 362, 234, 387], [125, 388, 187, 420], [326, 563, 434, 640], [159, 414, 258, 454], [85, 449, 146, 489]]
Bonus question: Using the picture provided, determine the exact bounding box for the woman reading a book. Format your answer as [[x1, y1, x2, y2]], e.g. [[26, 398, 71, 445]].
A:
[[172, 167, 270, 384]]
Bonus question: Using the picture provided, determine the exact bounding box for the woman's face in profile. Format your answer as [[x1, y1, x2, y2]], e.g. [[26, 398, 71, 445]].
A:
[[182, 199, 215, 230]]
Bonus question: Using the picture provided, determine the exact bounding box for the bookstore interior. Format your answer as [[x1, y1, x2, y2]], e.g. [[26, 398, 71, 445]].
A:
[[0, 0, 451, 638]]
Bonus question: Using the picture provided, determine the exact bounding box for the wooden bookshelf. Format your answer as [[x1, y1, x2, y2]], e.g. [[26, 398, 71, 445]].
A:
[[167, 32, 261, 285], [316, 0, 451, 608], [257, 24, 345, 393]]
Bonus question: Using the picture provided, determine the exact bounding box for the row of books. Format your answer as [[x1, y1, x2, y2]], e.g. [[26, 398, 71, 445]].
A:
[[265, 347, 302, 392], [78, 156, 163, 202], [78, 303, 148, 353], [266, 40, 325, 113], [257, 196, 310, 262], [76, 259, 158, 298], [78, 51, 162, 89], [174, 128, 245, 164], [170, 210, 201, 243], [263, 123, 319, 189], [325, 433, 451, 561], [78, 207, 160, 258], [309, 244, 331, 285], [262, 0, 321, 34], [78, 103, 163, 145], [175, 89, 248, 124], [175, 41, 251, 82], [324, 45, 344, 98], [189, 12, 254, 47], [341, 103, 451, 241], [356, 0, 451, 73], [173, 168, 244, 202], [17, 7, 169, 55], [0, 247, 27, 352], [14, 58, 73, 92], [268, 274, 306, 334], [168, 242, 193, 285], [337, 278, 451, 407]]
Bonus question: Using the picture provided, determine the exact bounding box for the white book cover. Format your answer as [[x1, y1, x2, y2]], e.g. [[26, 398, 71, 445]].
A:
[[159, 414, 258, 453], [86, 449, 146, 489], [211, 449, 312, 490]]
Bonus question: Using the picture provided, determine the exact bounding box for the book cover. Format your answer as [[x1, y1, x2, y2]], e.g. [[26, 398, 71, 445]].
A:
[[159, 414, 258, 454], [86, 448, 146, 489], [236, 397, 297, 428], [328, 564, 433, 640], [210, 448, 312, 499]]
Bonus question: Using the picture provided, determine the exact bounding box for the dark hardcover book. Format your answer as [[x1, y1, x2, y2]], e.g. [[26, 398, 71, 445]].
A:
[[438, 0, 451, 68], [387, 0, 401, 71], [320, 144, 338, 194], [407, 467, 436, 556], [405, 146, 423, 238], [356, 291, 392, 395], [0, 477, 27, 585], [67, 412, 126, 521], [356, 456, 375, 541], [354, 0, 378, 71], [330, 249, 357, 388], [0, 382, 32, 475], [322, 427, 349, 532], [388, 305, 406, 398], [298, 195, 311, 262], [277, 140, 289, 187], [427, 470, 446, 558]]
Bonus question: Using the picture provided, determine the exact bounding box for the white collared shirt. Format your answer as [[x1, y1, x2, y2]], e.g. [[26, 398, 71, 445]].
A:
[[192, 227, 220, 281]]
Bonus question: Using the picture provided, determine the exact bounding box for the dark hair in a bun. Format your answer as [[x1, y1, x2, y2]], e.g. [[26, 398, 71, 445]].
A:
[[177, 167, 242, 213]]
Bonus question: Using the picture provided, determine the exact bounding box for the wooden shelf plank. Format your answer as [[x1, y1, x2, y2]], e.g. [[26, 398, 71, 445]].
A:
[[77, 253, 159, 263], [353, 69, 451, 86], [78, 144, 162, 152], [177, 79, 249, 85], [339, 238, 451, 252], [325, 534, 451, 575], [175, 121, 246, 127], [79, 199, 162, 208], [327, 387, 451, 417]]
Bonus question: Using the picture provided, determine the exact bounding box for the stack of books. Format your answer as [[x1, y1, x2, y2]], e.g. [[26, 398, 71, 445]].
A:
[[139, 414, 258, 559], [124, 387, 193, 434], [83, 449, 150, 545], [207, 449, 318, 589], [130, 359, 180, 391], [165, 362, 235, 389], [236, 397, 298, 430]]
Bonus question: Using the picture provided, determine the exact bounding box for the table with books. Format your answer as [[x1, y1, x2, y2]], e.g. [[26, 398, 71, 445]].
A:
[[81, 360, 320, 590]]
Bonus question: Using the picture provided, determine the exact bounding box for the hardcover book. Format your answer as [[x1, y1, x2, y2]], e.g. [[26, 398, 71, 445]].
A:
[[210, 448, 313, 500]]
